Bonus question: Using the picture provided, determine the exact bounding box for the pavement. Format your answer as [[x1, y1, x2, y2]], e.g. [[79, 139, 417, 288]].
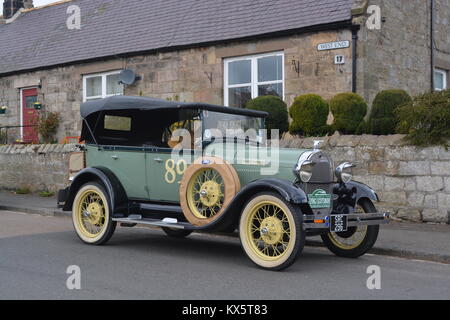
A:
[[1, 190, 449, 265], [1, 210, 450, 300]]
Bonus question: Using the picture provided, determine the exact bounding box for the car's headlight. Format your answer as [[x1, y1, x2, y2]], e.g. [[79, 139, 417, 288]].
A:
[[294, 160, 314, 183], [335, 162, 355, 183]]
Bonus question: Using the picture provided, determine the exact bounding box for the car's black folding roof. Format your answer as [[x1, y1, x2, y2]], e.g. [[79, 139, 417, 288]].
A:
[[80, 96, 268, 119]]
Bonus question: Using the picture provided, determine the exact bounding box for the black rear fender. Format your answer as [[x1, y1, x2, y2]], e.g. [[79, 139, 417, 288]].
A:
[[62, 167, 128, 215]]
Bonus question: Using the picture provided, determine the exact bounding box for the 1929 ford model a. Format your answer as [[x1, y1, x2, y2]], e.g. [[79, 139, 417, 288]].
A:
[[58, 96, 389, 271]]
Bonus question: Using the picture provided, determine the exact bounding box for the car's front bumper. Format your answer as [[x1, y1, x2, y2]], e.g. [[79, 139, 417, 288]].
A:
[[303, 212, 390, 230]]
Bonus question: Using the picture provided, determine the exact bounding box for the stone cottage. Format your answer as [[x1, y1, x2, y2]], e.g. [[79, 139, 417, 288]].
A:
[[0, 0, 449, 143]]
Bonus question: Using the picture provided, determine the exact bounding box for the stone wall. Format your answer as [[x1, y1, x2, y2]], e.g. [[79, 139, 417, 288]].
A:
[[0, 144, 79, 193], [0, 136, 449, 224], [355, 0, 450, 105], [281, 134, 450, 224]]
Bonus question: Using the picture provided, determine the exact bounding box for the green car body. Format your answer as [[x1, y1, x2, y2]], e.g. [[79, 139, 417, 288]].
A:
[[85, 143, 304, 203]]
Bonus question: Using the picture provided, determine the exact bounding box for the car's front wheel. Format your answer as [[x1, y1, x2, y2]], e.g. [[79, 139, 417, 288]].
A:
[[72, 182, 116, 245], [239, 192, 305, 271], [321, 199, 379, 258]]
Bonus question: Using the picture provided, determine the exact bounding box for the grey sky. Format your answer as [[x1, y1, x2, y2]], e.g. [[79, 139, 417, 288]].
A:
[[1, 0, 60, 15]]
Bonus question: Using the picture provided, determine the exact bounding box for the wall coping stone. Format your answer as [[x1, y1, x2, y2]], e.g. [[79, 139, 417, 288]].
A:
[[0, 144, 79, 154]]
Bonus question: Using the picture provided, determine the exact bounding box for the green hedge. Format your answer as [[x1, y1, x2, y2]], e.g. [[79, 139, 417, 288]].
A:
[[368, 90, 412, 135], [288, 94, 329, 136], [396, 90, 450, 147], [246, 95, 288, 138], [330, 93, 367, 134]]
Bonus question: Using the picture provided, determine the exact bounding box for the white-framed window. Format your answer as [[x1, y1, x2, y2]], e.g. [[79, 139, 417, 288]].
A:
[[434, 68, 448, 91], [83, 70, 124, 102], [224, 52, 284, 108]]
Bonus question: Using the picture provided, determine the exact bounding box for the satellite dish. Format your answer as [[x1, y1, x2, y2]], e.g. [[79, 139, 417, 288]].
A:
[[119, 69, 141, 85]]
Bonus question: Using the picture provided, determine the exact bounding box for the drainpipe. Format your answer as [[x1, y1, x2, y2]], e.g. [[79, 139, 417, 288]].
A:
[[430, 0, 435, 91], [352, 26, 359, 93]]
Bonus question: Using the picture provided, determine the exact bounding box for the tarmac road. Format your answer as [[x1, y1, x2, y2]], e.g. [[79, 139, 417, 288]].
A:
[[0, 210, 449, 300]]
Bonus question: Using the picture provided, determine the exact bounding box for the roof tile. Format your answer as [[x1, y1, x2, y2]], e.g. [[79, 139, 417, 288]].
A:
[[0, 0, 353, 75]]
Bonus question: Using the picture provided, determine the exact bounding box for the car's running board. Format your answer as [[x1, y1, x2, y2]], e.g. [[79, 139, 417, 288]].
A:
[[112, 216, 193, 230], [139, 203, 183, 214]]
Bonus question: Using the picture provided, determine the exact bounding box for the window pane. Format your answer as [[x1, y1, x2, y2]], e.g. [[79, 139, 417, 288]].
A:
[[434, 71, 445, 90], [258, 83, 283, 98], [107, 74, 124, 95], [228, 87, 251, 108], [228, 60, 251, 85], [258, 55, 282, 82], [104, 115, 131, 131], [86, 76, 102, 97], [25, 95, 37, 109]]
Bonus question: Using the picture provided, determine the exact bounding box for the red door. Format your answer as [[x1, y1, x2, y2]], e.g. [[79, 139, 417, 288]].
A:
[[22, 88, 39, 144]]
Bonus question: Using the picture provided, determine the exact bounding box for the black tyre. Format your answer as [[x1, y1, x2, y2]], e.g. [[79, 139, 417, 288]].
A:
[[239, 192, 305, 271], [162, 227, 193, 238], [72, 182, 117, 245], [321, 199, 379, 258]]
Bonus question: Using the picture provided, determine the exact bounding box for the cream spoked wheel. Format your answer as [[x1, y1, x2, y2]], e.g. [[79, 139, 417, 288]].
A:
[[72, 182, 116, 245], [239, 192, 305, 271], [188, 168, 225, 219], [321, 199, 379, 258], [180, 157, 240, 226]]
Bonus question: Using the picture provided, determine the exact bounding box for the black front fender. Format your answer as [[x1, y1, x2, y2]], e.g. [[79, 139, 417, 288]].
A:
[[346, 181, 379, 203], [201, 178, 308, 232], [62, 167, 128, 215], [333, 181, 379, 210], [236, 178, 309, 205]]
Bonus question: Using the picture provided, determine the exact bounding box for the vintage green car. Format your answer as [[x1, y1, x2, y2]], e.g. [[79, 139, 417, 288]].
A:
[[58, 96, 389, 271]]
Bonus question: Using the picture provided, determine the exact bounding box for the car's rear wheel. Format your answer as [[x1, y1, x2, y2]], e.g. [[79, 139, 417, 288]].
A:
[[161, 227, 193, 238], [180, 157, 240, 226], [239, 192, 305, 271], [320, 199, 379, 258], [72, 182, 116, 245]]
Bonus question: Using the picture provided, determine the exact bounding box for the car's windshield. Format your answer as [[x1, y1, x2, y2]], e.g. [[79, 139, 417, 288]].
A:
[[202, 110, 266, 144]]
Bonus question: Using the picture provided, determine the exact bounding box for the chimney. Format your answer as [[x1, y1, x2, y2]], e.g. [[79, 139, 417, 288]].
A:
[[3, 0, 33, 19]]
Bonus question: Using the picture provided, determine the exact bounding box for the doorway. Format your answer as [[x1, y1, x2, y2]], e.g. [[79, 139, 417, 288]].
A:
[[21, 88, 39, 144]]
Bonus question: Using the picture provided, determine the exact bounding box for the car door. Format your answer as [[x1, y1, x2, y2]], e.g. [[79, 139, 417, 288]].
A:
[[86, 145, 148, 200], [145, 118, 202, 202]]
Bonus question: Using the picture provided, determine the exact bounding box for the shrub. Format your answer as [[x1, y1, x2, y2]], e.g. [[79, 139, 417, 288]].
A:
[[246, 96, 289, 139], [0, 129, 6, 144], [39, 190, 55, 197], [355, 120, 368, 135], [396, 90, 450, 147], [443, 89, 450, 99], [37, 112, 60, 143], [288, 94, 329, 136], [368, 90, 412, 135], [15, 187, 31, 195], [330, 93, 367, 134]]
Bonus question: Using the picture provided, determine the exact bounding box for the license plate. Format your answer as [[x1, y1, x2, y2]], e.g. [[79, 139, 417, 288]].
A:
[[330, 215, 348, 232]]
